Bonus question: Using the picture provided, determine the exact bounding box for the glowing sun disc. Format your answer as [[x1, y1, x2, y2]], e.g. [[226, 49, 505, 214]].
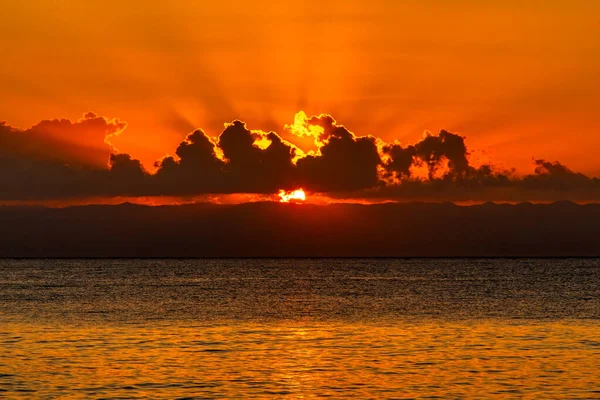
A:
[[278, 188, 306, 203]]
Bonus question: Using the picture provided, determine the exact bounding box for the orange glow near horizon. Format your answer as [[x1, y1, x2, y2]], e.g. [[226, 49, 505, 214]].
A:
[[278, 189, 307, 203]]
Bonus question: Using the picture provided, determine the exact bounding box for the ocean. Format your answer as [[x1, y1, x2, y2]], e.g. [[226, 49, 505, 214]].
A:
[[1, 258, 599, 398]]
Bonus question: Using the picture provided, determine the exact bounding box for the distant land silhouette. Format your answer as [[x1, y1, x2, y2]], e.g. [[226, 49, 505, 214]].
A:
[[1, 201, 599, 257]]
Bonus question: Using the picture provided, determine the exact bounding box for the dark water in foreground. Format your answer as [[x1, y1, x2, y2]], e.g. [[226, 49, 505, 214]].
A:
[[1, 258, 599, 398]]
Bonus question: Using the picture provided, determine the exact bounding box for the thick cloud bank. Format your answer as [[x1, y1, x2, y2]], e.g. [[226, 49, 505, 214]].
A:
[[2, 202, 600, 257], [1, 112, 599, 202]]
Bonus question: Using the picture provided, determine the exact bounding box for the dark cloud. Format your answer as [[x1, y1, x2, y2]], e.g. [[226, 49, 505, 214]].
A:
[[218, 121, 298, 192], [383, 130, 470, 180], [415, 130, 470, 178], [1, 112, 600, 202], [355, 158, 600, 203], [523, 159, 594, 190], [382, 144, 415, 179], [151, 121, 299, 194], [295, 114, 382, 192], [154, 128, 224, 194], [3, 202, 600, 257], [0, 113, 126, 168], [108, 153, 150, 195]]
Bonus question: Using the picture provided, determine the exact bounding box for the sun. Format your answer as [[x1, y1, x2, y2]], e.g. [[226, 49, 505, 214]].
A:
[[278, 188, 306, 203]]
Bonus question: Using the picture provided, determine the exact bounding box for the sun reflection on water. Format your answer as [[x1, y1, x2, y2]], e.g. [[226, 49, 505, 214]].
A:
[[1, 321, 599, 398]]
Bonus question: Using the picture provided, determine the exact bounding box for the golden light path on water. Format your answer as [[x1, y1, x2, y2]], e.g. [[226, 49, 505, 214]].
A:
[[2, 321, 599, 398], [1, 258, 599, 398]]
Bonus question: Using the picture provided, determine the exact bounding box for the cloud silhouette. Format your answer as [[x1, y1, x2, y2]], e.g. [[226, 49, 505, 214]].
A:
[[3, 201, 600, 257], [0, 113, 126, 168], [218, 120, 298, 192], [154, 128, 225, 194], [1, 111, 600, 202], [294, 114, 382, 192]]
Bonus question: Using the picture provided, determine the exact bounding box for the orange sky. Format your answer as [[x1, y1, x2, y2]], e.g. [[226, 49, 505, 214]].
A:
[[2, 0, 600, 175]]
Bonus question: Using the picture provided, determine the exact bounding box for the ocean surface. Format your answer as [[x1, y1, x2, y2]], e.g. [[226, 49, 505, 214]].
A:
[[1, 258, 599, 398]]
